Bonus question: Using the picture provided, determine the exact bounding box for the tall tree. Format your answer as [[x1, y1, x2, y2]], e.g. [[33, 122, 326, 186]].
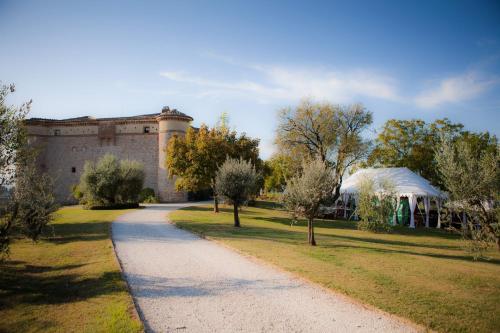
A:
[[282, 158, 337, 246], [367, 118, 463, 187], [435, 135, 499, 256], [166, 124, 260, 212], [276, 99, 372, 201], [0, 83, 57, 256], [215, 158, 257, 227]]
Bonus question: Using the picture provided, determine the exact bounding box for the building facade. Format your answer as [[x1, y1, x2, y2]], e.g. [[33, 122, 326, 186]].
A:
[[26, 106, 193, 203]]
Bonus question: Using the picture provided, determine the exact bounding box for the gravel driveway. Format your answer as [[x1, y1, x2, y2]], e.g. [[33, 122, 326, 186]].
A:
[[112, 204, 418, 333]]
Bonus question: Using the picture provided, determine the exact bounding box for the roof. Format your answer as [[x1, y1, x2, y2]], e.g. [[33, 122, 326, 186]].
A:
[[26, 106, 193, 124], [340, 167, 446, 198]]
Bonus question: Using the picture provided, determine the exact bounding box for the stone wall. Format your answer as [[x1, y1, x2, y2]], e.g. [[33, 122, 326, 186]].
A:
[[31, 133, 159, 203]]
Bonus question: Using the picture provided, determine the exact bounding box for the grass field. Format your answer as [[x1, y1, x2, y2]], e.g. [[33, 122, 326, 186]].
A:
[[170, 202, 500, 333], [0, 206, 143, 333]]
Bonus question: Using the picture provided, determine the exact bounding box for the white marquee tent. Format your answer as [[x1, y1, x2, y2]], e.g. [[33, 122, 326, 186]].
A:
[[339, 167, 447, 228]]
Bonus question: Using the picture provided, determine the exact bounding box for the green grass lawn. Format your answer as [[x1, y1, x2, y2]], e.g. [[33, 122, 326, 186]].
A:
[[0, 206, 143, 333], [170, 202, 500, 333]]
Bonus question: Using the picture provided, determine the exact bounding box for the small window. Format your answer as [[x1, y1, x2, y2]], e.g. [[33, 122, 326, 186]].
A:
[[71, 167, 76, 173], [54, 129, 61, 136], [143, 126, 150, 133]]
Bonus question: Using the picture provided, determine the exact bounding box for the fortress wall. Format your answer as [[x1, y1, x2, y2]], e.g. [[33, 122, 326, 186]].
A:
[[37, 133, 159, 203], [116, 122, 159, 134]]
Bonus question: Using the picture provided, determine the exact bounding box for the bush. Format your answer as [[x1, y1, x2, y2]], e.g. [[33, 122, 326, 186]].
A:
[[139, 188, 158, 203], [355, 177, 394, 233], [77, 154, 145, 209]]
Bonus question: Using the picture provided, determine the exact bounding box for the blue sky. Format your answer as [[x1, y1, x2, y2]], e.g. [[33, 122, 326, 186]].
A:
[[1, 0, 499, 158]]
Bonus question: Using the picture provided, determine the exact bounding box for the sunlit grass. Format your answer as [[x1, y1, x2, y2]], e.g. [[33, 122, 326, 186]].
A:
[[0, 206, 143, 333], [170, 202, 500, 333]]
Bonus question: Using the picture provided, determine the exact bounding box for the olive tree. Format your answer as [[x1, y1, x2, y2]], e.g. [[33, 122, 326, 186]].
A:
[[215, 158, 257, 227], [282, 158, 336, 246], [1, 82, 57, 256], [355, 177, 395, 233], [77, 154, 145, 208], [435, 135, 499, 257]]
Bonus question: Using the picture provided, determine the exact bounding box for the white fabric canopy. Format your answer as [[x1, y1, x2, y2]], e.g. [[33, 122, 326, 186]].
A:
[[339, 167, 446, 228], [340, 167, 445, 199]]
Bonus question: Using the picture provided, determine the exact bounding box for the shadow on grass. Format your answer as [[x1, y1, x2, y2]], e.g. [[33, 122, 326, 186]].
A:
[[0, 261, 125, 306], [177, 219, 497, 264], [42, 222, 110, 244]]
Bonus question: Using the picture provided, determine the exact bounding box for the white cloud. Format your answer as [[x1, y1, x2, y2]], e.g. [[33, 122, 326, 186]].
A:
[[160, 65, 400, 104], [414, 71, 497, 109]]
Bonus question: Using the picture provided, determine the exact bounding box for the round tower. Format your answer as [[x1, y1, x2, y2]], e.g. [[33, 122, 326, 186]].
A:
[[156, 106, 193, 202]]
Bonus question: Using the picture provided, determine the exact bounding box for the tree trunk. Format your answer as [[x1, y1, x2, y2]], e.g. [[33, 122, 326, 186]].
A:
[[307, 218, 316, 246], [213, 196, 219, 213], [233, 203, 240, 227]]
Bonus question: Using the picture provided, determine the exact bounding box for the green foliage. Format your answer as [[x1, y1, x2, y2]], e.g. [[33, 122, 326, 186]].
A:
[[355, 177, 394, 233], [263, 153, 300, 192], [71, 183, 84, 203], [13, 162, 58, 241], [435, 135, 499, 257], [276, 99, 372, 201], [0, 83, 57, 256], [215, 158, 257, 226], [367, 118, 465, 188], [166, 123, 261, 212], [77, 154, 145, 208], [282, 158, 337, 245], [0, 82, 31, 188], [139, 187, 158, 203], [118, 160, 145, 203]]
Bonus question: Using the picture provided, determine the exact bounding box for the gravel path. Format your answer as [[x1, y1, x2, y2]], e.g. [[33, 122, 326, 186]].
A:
[[112, 204, 418, 333]]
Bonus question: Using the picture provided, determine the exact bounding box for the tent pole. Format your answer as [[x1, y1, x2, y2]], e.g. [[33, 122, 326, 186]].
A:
[[436, 198, 441, 229], [424, 197, 430, 228]]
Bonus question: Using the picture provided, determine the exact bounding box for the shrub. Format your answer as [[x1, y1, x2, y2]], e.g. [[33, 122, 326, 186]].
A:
[[215, 158, 257, 227], [355, 177, 394, 233], [77, 154, 145, 209], [139, 188, 158, 203], [118, 160, 145, 203]]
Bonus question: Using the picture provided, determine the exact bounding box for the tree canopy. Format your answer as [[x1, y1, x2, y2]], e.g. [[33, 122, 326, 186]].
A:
[[435, 135, 499, 256], [0, 83, 57, 257], [276, 99, 372, 200], [166, 124, 260, 212], [282, 158, 337, 246], [367, 118, 498, 189], [76, 154, 145, 208], [215, 158, 257, 227]]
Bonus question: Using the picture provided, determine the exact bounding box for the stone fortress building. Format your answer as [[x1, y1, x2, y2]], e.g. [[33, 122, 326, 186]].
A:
[[26, 106, 193, 203]]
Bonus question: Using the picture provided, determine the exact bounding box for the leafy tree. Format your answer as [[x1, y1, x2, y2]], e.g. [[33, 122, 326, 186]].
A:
[[263, 153, 301, 193], [12, 161, 58, 241], [1, 82, 57, 256], [282, 159, 336, 246], [435, 135, 499, 257], [0, 83, 31, 187], [166, 124, 260, 212], [77, 154, 145, 208], [215, 158, 257, 227], [276, 99, 372, 202], [355, 177, 395, 233], [367, 118, 463, 187]]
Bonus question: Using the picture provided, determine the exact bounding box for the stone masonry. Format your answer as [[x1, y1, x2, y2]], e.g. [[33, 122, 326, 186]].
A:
[[25, 106, 193, 203]]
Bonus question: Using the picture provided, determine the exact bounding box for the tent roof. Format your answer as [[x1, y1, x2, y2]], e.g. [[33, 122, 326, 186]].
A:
[[340, 167, 445, 198]]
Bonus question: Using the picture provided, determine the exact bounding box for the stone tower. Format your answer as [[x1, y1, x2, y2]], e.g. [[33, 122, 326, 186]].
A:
[[156, 106, 193, 202]]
